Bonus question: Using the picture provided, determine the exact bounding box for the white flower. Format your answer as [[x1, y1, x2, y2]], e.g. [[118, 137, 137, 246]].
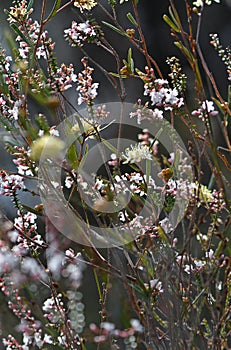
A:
[[130, 319, 144, 333], [201, 100, 215, 112], [193, 0, 220, 6], [152, 108, 163, 120], [122, 144, 152, 164], [74, 0, 97, 12]]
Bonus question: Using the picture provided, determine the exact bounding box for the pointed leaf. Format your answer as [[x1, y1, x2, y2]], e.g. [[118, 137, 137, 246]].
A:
[[10, 24, 32, 46], [44, 0, 62, 23], [102, 21, 126, 36], [168, 6, 179, 28], [126, 12, 138, 27], [27, 0, 34, 11], [163, 15, 180, 33]]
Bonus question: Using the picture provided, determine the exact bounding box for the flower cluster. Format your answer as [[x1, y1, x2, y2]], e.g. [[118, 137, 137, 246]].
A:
[[73, 0, 97, 12], [166, 56, 187, 93], [210, 33, 231, 81], [192, 100, 218, 121], [144, 79, 184, 111], [14, 211, 37, 235], [2, 285, 53, 349], [7, 0, 33, 23], [0, 50, 26, 123], [130, 100, 163, 124], [12, 146, 36, 176], [50, 63, 77, 92], [122, 143, 153, 164], [16, 19, 55, 61], [77, 57, 99, 105], [193, 0, 220, 7], [64, 20, 100, 47], [0, 171, 24, 197]]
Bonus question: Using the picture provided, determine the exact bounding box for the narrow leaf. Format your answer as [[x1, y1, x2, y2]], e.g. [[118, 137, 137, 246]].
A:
[[163, 15, 180, 33], [126, 12, 138, 27], [10, 24, 32, 45], [101, 138, 118, 154], [168, 6, 179, 27], [102, 21, 126, 36], [174, 42, 194, 62], [44, 0, 62, 23], [27, 0, 34, 11]]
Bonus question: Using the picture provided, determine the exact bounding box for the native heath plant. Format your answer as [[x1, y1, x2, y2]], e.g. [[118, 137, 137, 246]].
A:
[[0, 0, 230, 349]]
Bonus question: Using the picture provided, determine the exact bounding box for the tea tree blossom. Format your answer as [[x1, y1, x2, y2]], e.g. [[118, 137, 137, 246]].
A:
[[0, 171, 24, 197], [130, 100, 163, 124], [73, 0, 97, 12], [64, 20, 99, 47], [210, 33, 231, 81], [192, 100, 218, 121], [77, 58, 99, 106], [122, 144, 153, 163], [7, 0, 33, 23], [193, 0, 220, 7], [144, 79, 184, 111]]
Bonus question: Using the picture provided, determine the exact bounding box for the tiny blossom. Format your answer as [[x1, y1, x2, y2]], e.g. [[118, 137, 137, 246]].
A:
[[14, 211, 37, 234], [77, 58, 99, 105], [130, 100, 163, 124], [7, 0, 33, 23], [52, 63, 77, 92], [12, 146, 36, 177], [205, 249, 215, 260], [0, 171, 25, 196], [193, 0, 220, 7], [210, 33, 231, 81], [144, 79, 184, 111], [192, 100, 218, 121], [74, 0, 97, 12], [64, 20, 99, 47], [149, 279, 164, 293], [122, 144, 152, 164]]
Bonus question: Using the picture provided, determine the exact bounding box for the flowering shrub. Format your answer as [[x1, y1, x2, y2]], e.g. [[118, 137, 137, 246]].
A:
[[0, 0, 230, 349]]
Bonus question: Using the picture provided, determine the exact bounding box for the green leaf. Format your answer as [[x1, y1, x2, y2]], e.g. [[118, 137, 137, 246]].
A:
[[163, 15, 180, 32], [110, 72, 128, 79], [169, 5, 181, 28], [44, 0, 62, 23], [67, 142, 79, 169], [100, 138, 118, 154], [102, 21, 126, 36], [27, 0, 34, 12], [134, 0, 139, 5], [174, 41, 194, 62], [78, 144, 89, 170], [127, 48, 132, 68], [10, 24, 32, 46], [126, 12, 138, 27]]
